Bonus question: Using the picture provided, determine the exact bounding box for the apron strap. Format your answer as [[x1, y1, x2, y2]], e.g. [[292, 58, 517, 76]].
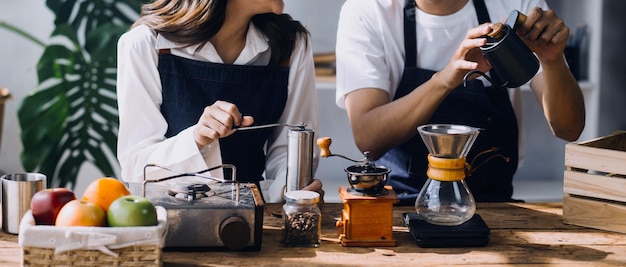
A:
[[473, 0, 492, 24], [403, 0, 417, 68]]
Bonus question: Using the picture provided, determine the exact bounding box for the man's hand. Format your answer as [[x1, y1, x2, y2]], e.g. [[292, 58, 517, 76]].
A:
[[435, 23, 493, 90], [516, 7, 569, 63]]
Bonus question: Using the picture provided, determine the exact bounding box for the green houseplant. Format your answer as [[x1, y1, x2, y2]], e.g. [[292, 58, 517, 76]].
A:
[[1, 0, 143, 189]]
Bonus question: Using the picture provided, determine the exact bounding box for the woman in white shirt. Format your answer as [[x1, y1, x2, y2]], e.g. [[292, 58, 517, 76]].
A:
[[116, 0, 322, 203], [335, 0, 584, 204]]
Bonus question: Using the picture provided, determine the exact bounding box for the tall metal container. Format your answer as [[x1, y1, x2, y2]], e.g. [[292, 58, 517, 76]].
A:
[[286, 127, 315, 192]]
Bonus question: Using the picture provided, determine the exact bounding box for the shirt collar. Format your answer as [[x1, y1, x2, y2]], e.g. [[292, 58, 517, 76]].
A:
[[154, 23, 270, 64]]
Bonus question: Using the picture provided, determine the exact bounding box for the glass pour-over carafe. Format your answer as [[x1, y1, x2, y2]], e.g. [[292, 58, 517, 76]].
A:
[[415, 124, 480, 226]]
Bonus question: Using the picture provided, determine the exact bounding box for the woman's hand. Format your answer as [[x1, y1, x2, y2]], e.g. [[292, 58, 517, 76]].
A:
[[302, 178, 325, 210], [193, 100, 254, 147], [516, 7, 569, 63], [434, 23, 493, 90]]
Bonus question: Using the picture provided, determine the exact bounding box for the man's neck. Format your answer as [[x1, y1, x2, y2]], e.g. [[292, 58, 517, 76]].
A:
[[414, 0, 469, 15]]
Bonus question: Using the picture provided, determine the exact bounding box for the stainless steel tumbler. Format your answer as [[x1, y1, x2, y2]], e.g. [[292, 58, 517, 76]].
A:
[[1, 173, 47, 234]]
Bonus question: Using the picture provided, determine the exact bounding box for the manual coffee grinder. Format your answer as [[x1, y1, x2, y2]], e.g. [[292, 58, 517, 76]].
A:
[[403, 124, 490, 248], [317, 137, 398, 247]]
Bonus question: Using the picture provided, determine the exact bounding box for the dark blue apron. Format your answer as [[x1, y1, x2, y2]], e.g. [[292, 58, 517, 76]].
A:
[[378, 0, 519, 205], [158, 50, 289, 183]]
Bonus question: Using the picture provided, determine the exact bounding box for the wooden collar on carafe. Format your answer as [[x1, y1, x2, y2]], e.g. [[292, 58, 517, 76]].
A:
[[426, 154, 467, 182]]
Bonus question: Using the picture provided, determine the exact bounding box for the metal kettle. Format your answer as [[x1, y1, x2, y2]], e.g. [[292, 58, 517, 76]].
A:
[[465, 10, 539, 88]]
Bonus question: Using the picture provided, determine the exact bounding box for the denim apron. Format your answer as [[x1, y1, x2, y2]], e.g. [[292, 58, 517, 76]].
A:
[[158, 50, 289, 183], [378, 0, 519, 205]]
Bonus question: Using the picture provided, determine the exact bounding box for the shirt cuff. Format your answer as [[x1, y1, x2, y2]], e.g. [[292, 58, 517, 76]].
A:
[[259, 169, 286, 203]]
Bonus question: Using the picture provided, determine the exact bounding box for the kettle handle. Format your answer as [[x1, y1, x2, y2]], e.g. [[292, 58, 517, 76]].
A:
[[463, 70, 504, 89]]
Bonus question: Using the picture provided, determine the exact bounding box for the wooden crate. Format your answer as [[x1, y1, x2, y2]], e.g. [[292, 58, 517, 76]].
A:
[[563, 130, 626, 233]]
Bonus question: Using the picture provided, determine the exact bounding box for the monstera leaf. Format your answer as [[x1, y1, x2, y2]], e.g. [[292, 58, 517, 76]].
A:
[[16, 0, 142, 189]]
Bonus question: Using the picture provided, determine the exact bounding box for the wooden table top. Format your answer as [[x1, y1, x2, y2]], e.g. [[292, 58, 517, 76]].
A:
[[1, 202, 625, 266]]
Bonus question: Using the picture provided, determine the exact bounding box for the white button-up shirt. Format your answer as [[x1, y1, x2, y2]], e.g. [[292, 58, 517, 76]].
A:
[[116, 23, 319, 202]]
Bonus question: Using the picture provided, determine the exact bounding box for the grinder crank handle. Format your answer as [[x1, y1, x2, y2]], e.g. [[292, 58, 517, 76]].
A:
[[316, 137, 366, 163], [316, 137, 333, 157]]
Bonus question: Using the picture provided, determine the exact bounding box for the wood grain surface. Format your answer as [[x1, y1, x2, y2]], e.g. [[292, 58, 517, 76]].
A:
[[1, 202, 625, 266]]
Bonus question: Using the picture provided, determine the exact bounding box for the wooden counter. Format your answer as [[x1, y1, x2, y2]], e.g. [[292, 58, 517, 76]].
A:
[[1, 202, 625, 266]]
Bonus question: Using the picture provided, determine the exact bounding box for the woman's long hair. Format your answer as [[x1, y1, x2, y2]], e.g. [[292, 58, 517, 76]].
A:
[[133, 0, 308, 66]]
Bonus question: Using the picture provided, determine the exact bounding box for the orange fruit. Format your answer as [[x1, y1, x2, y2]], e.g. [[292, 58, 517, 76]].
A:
[[81, 177, 131, 212], [55, 199, 106, 227]]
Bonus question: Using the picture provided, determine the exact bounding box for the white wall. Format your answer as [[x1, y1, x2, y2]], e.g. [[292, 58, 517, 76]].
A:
[[284, 0, 345, 54], [0, 3, 53, 177], [0, 2, 53, 177]]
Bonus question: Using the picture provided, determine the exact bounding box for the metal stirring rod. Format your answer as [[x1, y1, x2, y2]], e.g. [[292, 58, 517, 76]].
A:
[[233, 123, 306, 131]]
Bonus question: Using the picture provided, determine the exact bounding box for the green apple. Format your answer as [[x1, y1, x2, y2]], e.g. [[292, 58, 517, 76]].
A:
[[107, 195, 158, 227]]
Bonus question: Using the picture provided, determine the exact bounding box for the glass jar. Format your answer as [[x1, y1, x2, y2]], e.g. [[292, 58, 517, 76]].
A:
[[283, 190, 321, 247]]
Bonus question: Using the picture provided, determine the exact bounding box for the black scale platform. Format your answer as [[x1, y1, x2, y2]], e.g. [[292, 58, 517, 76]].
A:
[[402, 213, 490, 248]]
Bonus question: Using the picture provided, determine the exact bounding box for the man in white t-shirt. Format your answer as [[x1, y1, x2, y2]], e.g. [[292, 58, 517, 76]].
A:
[[335, 0, 584, 204]]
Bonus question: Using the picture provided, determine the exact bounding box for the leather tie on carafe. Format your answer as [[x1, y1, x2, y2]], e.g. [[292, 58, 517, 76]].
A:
[[466, 147, 511, 177]]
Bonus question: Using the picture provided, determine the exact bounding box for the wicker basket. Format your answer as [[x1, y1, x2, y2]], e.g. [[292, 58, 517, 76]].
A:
[[19, 206, 167, 267], [563, 130, 626, 233], [22, 245, 162, 267]]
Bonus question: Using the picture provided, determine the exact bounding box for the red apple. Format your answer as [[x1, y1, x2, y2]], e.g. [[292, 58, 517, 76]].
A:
[[55, 199, 106, 227], [30, 188, 77, 225], [107, 196, 158, 227]]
